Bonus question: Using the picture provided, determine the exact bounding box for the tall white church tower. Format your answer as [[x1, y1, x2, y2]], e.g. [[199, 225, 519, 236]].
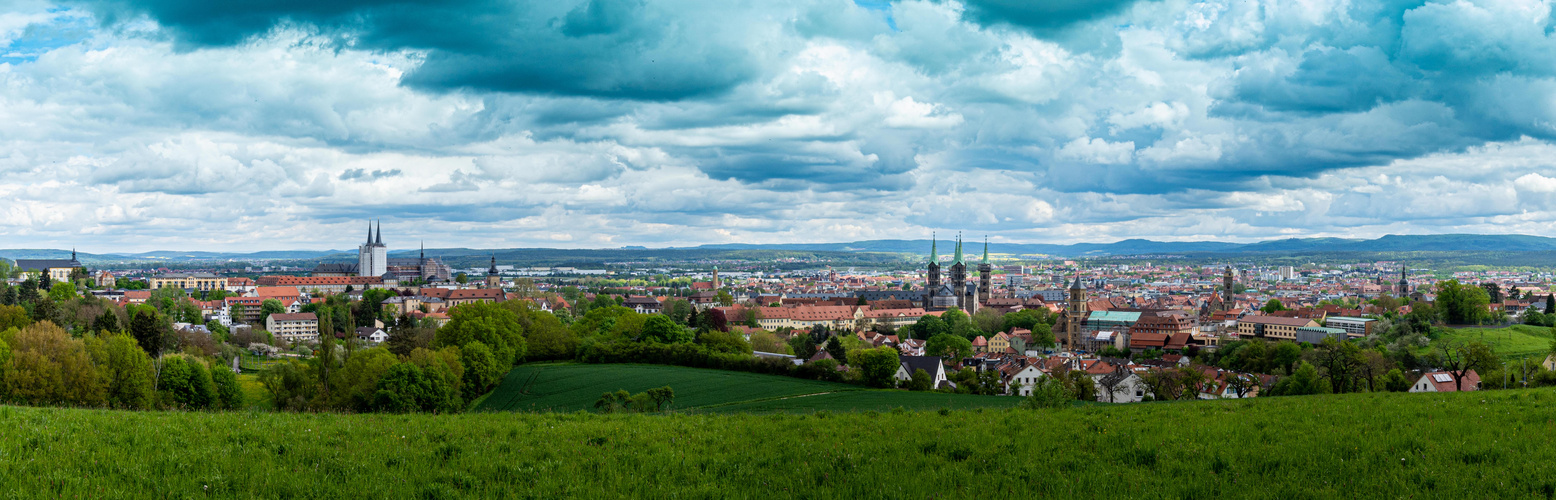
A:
[[358, 220, 388, 277]]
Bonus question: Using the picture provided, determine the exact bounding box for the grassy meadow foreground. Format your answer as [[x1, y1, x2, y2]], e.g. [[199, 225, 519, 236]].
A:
[[4, 390, 1556, 498], [475, 363, 1022, 413]]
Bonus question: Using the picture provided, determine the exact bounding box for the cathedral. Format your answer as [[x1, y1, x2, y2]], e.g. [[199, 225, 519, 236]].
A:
[[358, 220, 389, 277], [315, 221, 451, 282], [922, 234, 991, 314]]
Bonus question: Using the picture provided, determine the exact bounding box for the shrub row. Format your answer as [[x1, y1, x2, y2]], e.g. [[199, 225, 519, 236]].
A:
[[577, 341, 845, 383]]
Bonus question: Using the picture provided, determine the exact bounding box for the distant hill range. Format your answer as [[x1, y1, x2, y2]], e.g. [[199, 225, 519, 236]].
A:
[[4, 234, 1556, 264], [686, 234, 1556, 257], [0, 249, 347, 264]]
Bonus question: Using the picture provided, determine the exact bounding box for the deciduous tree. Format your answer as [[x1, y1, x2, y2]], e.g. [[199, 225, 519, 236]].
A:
[[3, 322, 103, 406], [211, 365, 244, 410], [101, 334, 155, 409], [642, 315, 693, 344], [1433, 340, 1497, 391], [852, 346, 901, 388], [925, 333, 972, 362]]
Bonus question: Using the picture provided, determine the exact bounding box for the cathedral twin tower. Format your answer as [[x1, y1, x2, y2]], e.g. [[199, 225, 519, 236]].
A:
[[923, 234, 991, 313]]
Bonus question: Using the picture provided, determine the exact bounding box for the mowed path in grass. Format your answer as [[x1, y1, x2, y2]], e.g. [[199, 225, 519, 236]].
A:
[[475, 363, 1024, 413], [475, 363, 861, 412]]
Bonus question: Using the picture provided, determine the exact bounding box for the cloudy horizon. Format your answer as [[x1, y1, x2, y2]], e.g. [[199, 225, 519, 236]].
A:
[[4, 0, 1556, 253]]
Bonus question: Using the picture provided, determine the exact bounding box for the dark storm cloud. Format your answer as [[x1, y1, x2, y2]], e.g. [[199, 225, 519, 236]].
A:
[[71, 0, 760, 100], [956, 0, 1155, 32]]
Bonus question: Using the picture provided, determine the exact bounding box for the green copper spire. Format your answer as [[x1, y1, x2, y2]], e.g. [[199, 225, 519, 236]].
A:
[[953, 233, 964, 266], [981, 236, 989, 264], [928, 233, 938, 265]]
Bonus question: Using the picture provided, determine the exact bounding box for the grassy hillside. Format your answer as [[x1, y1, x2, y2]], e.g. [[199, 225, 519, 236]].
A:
[[4, 390, 1556, 497], [1433, 325, 1555, 360], [475, 363, 1022, 413]]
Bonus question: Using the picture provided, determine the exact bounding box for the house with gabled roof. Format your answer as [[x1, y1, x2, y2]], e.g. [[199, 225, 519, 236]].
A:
[[1411, 370, 1480, 392], [894, 356, 950, 389]]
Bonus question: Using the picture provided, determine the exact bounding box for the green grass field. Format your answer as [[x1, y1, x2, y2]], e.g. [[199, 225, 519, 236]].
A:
[[235, 373, 272, 411], [475, 363, 1019, 413], [1432, 325, 1555, 360], [4, 390, 1556, 497]]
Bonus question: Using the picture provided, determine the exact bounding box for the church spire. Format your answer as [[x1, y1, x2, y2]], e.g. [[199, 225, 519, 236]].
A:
[[980, 237, 988, 264], [1071, 273, 1083, 290], [928, 233, 938, 264], [375, 220, 383, 246], [367, 220, 373, 244], [952, 233, 964, 265]]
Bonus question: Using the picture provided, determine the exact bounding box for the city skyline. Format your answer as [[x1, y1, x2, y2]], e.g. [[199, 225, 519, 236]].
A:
[[4, 0, 1556, 251]]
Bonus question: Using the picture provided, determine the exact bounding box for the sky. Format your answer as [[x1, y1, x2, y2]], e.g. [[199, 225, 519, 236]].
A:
[[3, 0, 1556, 252]]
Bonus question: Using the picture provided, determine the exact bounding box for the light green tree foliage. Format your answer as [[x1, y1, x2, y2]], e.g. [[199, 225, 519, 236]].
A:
[[459, 341, 503, 400], [3, 322, 103, 406], [696, 329, 751, 354], [332, 347, 400, 411], [642, 315, 694, 344], [434, 302, 526, 366], [852, 347, 901, 388], [926, 333, 973, 361], [48, 282, 77, 302], [568, 305, 642, 339], [101, 334, 155, 409], [211, 365, 243, 410], [158, 355, 217, 409]]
